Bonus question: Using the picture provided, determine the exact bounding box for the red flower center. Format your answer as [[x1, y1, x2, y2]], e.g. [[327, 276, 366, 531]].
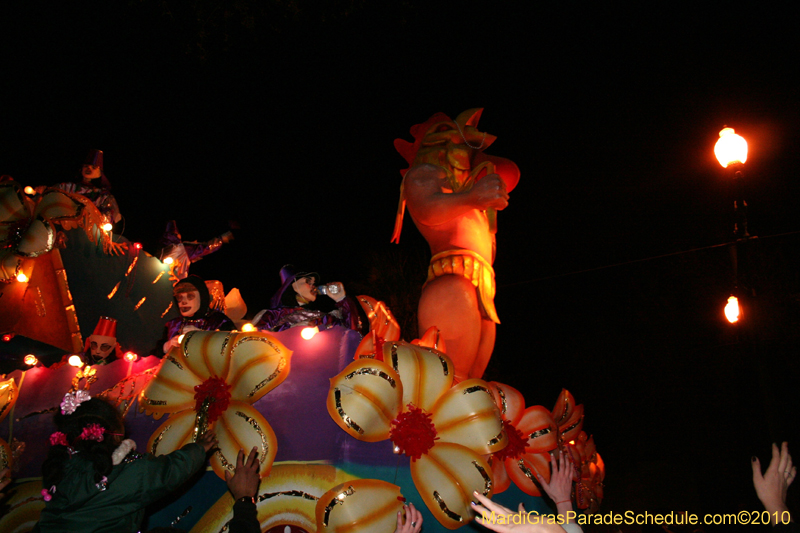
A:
[[390, 404, 438, 461], [193, 376, 231, 425], [494, 419, 528, 461]]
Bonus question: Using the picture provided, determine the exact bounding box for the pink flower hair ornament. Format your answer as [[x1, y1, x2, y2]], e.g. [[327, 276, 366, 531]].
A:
[[60, 390, 91, 415], [79, 423, 106, 442], [41, 485, 56, 502], [49, 432, 69, 447]]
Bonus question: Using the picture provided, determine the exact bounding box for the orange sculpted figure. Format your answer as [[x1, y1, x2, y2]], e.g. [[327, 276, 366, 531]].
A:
[[392, 109, 519, 381]]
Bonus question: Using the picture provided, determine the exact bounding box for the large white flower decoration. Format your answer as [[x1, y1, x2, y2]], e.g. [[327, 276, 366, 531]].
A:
[[140, 330, 292, 480], [327, 340, 506, 529]]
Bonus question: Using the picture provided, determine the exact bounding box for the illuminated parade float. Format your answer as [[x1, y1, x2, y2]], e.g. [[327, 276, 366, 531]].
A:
[[0, 111, 603, 532]]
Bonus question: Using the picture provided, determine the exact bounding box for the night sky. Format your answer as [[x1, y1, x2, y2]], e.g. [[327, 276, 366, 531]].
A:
[[3, 2, 800, 528]]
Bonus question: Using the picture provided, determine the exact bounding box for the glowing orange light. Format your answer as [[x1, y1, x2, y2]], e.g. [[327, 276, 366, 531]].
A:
[[569, 440, 575, 445], [133, 243, 142, 250], [2, 334, 12, 342], [124, 351, 138, 362], [163, 257, 174, 265], [724, 295, 740, 323], [68, 355, 84, 367], [102, 222, 113, 232], [23, 186, 35, 195], [241, 323, 255, 332], [301, 326, 319, 340], [16, 272, 28, 283], [715, 127, 748, 168], [23, 354, 38, 366]]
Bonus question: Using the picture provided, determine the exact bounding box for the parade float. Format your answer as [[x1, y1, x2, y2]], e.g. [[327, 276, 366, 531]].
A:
[[0, 111, 604, 532]]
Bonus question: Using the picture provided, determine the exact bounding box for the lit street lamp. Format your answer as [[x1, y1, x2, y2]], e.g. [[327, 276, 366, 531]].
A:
[[715, 127, 751, 324]]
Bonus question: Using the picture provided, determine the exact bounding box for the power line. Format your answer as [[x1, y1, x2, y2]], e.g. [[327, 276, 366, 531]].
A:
[[499, 230, 800, 288]]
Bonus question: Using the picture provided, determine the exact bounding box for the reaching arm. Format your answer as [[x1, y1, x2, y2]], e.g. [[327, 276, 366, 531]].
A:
[[753, 442, 796, 525], [404, 164, 508, 227]]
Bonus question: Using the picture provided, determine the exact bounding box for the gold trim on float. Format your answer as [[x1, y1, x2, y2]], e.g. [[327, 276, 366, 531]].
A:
[[391, 343, 399, 370], [561, 415, 583, 437], [488, 429, 504, 447], [463, 385, 489, 395], [247, 358, 286, 398], [151, 424, 172, 455], [472, 460, 492, 494], [438, 355, 449, 376], [433, 491, 463, 522], [333, 388, 364, 435], [219, 334, 230, 357], [182, 331, 198, 358], [344, 367, 397, 388], [235, 411, 269, 465], [133, 297, 146, 311], [322, 485, 356, 526], [529, 427, 552, 440], [167, 356, 184, 370], [152, 270, 164, 284], [496, 386, 507, 415], [518, 459, 535, 482], [257, 489, 319, 503]]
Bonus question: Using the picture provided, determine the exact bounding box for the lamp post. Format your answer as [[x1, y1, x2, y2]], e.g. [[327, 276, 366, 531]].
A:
[[715, 127, 750, 324]]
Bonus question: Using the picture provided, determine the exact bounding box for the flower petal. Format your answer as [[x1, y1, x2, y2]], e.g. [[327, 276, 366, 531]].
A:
[[506, 452, 551, 497], [558, 403, 584, 444], [179, 330, 233, 382], [551, 388, 576, 427], [383, 341, 453, 412], [147, 409, 197, 457], [139, 354, 202, 417], [315, 479, 404, 533], [212, 401, 277, 480], [430, 379, 506, 455], [226, 332, 292, 403], [489, 455, 510, 494], [327, 359, 403, 442], [411, 442, 492, 530], [516, 405, 558, 454], [487, 381, 526, 425]]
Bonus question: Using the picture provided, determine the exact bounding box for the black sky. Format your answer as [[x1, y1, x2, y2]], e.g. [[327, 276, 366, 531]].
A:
[[3, 1, 800, 525]]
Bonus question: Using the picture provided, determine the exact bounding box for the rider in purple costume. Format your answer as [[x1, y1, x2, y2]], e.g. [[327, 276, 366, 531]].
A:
[[254, 265, 358, 333], [156, 275, 235, 356], [159, 220, 234, 280]]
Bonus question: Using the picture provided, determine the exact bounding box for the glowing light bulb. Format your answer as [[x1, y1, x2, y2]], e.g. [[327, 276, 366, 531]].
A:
[[16, 272, 28, 283], [133, 243, 142, 251], [163, 257, 174, 265], [68, 355, 84, 367], [178, 334, 185, 343], [102, 222, 113, 232], [724, 295, 740, 323], [124, 351, 138, 362], [23, 186, 35, 195], [301, 326, 319, 340], [2, 334, 13, 342], [715, 127, 748, 168], [241, 323, 255, 332], [24, 354, 38, 366]]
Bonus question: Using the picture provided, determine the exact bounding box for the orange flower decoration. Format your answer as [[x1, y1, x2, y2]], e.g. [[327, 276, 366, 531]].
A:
[[486, 382, 558, 496]]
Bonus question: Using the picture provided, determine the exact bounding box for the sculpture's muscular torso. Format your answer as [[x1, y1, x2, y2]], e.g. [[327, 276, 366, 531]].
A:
[[393, 109, 519, 382]]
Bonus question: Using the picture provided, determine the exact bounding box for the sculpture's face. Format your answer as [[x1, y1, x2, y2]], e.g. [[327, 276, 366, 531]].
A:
[[177, 290, 201, 316], [82, 164, 101, 180], [292, 276, 317, 303], [89, 334, 115, 359]]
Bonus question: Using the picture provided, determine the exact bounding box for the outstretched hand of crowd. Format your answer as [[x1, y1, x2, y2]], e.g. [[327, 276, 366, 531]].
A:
[[225, 447, 260, 501], [753, 441, 796, 525], [471, 491, 567, 533]]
